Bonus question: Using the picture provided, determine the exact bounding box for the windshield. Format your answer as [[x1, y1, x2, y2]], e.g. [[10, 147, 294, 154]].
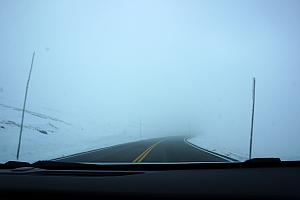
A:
[[0, 0, 299, 164]]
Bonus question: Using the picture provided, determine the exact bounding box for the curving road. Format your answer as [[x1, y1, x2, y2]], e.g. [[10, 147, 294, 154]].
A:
[[55, 137, 235, 163]]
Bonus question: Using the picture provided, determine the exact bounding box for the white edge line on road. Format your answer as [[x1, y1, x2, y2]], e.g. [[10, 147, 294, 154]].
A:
[[184, 138, 236, 162], [52, 145, 117, 161], [52, 138, 163, 161], [53, 137, 236, 162]]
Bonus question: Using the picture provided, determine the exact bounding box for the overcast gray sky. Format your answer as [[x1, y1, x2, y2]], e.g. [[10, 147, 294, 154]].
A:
[[0, 0, 300, 159]]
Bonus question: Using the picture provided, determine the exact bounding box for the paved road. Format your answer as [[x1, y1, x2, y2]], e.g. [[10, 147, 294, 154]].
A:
[[55, 137, 235, 163]]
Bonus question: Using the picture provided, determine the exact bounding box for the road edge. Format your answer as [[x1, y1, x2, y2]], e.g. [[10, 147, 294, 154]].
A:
[[184, 138, 238, 162], [52, 137, 164, 162]]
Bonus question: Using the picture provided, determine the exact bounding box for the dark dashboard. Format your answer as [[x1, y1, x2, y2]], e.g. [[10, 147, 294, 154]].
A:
[[1, 159, 300, 200]]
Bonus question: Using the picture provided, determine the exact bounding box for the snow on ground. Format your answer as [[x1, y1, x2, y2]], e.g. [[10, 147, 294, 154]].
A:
[[0, 103, 145, 163]]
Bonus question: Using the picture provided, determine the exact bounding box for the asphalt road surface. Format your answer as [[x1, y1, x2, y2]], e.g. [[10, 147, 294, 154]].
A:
[[55, 137, 235, 163]]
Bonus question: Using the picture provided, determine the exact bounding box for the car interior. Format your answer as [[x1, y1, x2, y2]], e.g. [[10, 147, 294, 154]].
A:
[[1, 158, 300, 200]]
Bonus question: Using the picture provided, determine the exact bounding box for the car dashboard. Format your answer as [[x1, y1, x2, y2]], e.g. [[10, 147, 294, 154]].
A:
[[0, 159, 300, 200]]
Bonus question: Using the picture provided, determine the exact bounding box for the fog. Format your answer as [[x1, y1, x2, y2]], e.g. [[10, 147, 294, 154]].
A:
[[0, 0, 300, 160]]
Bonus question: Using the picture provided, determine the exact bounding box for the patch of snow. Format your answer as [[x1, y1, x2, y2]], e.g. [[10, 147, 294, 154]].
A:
[[0, 103, 146, 163]]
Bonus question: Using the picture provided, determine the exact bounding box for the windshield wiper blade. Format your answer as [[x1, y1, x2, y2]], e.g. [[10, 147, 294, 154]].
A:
[[3, 158, 299, 171], [32, 160, 99, 170], [0, 161, 31, 169], [243, 158, 282, 167], [33, 158, 297, 171]]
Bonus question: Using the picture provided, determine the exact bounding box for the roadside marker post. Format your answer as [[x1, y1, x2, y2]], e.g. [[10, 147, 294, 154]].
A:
[[249, 77, 256, 160], [16, 52, 35, 160]]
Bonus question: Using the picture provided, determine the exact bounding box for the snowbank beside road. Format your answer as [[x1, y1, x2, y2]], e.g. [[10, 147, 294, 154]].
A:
[[0, 103, 143, 163]]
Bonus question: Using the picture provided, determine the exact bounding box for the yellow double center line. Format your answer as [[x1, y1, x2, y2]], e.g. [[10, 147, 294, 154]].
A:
[[132, 140, 163, 163]]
